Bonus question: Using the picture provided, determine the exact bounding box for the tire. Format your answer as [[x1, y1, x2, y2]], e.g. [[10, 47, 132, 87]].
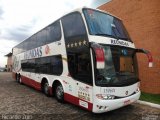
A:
[[55, 83, 64, 102], [16, 74, 22, 84], [16, 74, 20, 83], [43, 82, 50, 97]]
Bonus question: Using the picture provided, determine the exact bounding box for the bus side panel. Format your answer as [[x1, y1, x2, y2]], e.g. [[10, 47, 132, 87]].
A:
[[21, 75, 41, 91], [64, 93, 93, 111]]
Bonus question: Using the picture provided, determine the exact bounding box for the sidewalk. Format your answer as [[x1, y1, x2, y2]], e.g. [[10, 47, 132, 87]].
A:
[[137, 100, 160, 109]]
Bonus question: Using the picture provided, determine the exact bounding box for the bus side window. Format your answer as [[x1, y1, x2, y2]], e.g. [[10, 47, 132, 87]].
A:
[[46, 21, 61, 44], [62, 12, 86, 39], [67, 52, 92, 85], [34, 55, 63, 75], [68, 54, 76, 76], [61, 12, 87, 47], [50, 55, 63, 75], [21, 59, 35, 72], [35, 58, 41, 73]]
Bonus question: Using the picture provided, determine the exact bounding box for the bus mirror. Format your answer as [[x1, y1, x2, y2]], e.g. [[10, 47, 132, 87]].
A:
[[91, 43, 105, 69], [136, 49, 153, 67]]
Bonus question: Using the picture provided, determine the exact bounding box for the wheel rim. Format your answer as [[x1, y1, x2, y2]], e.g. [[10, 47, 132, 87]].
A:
[[44, 83, 49, 95], [56, 85, 63, 100]]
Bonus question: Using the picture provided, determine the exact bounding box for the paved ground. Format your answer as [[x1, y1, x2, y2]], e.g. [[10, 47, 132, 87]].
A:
[[0, 72, 159, 120]]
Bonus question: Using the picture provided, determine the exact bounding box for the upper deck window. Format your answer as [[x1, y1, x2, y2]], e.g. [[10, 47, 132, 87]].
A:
[[62, 12, 86, 40], [83, 8, 132, 42]]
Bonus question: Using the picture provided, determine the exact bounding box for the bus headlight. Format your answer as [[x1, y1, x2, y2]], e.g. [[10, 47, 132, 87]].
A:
[[96, 94, 115, 100]]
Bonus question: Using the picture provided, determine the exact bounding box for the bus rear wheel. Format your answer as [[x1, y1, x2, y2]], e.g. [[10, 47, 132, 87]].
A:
[[55, 83, 64, 102], [43, 82, 50, 97], [16, 74, 19, 82], [16, 74, 22, 84]]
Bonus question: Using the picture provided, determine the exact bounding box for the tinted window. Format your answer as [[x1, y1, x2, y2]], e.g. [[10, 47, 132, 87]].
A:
[[83, 8, 131, 41], [23, 41, 27, 52], [17, 43, 23, 53], [35, 58, 41, 73], [21, 60, 28, 71], [21, 55, 63, 75], [47, 21, 61, 44], [36, 30, 46, 47], [29, 35, 37, 50], [50, 56, 63, 75], [13, 21, 61, 55], [21, 59, 35, 72], [67, 52, 92, 85], [95, 45, 138, 87], [40, 57, 51, 73], [26, 38, 32, 50], [62, 12, 86, 39]]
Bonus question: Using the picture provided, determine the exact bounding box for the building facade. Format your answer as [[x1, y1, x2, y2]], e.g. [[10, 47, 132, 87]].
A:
[[5, 52, 12, 72], [99, 0, 160, 94]]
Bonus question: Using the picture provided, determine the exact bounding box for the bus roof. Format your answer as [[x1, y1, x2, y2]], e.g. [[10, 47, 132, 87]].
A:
[[13, 7, 122, 49]]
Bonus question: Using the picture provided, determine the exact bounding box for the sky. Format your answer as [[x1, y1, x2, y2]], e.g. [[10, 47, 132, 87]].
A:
[[0, 0, 110, 67]]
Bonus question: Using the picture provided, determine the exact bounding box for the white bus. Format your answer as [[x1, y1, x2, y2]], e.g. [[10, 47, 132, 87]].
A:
[[12, 8, 153, 113]]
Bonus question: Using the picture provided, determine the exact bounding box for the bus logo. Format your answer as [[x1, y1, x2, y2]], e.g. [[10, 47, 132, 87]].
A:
[[125, 91, 128, 95], [111, 39, 129, 47]]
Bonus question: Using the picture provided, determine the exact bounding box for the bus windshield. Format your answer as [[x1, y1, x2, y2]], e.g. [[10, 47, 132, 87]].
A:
[[83, 8, 131, 41], [95, 45, 138, 87]]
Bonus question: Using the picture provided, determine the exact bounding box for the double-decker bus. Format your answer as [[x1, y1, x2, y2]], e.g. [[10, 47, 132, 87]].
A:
[[12, 8, 153, 113]]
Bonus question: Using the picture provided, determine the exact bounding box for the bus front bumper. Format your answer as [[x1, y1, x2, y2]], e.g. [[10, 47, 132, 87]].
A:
[[92, 91, 141, 113]]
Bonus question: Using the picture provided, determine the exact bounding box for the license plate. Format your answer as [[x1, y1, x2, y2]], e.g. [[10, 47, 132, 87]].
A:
[[124, 100, 131, 105]]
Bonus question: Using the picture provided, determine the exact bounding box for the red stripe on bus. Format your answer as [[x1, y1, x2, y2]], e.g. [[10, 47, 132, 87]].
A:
[[21, 75, 53, 95], [21, 75, 41, 91], [64, 93, 93, 111], [13, 74, 92, 111]]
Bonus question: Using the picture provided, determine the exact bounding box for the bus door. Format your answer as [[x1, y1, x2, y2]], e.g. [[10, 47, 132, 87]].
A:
[[61, 11, 93, 108], [34, 58, 42, 89], [67, 52, 93, 109]]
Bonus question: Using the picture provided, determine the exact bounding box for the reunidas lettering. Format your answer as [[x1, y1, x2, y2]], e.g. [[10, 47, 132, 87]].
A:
[[111, 39, 129, 47], [24, 47, 42, 59]]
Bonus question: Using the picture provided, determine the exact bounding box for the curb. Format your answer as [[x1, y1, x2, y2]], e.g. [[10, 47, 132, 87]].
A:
[[137, 100, 160, 109]]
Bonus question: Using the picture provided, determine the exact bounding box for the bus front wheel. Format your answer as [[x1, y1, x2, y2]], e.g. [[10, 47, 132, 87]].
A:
[[55, 83, 64, 102]]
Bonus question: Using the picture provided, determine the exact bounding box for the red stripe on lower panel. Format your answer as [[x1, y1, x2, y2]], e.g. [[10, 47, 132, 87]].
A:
[[18, 75, 53, 96], [64, 93, 93, 111], [17, 75, 92, 111], [21, 75, 41, 91]]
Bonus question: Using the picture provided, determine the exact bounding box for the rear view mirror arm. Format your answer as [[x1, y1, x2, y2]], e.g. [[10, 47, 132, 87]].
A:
[[136, 49, 153, 67]]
